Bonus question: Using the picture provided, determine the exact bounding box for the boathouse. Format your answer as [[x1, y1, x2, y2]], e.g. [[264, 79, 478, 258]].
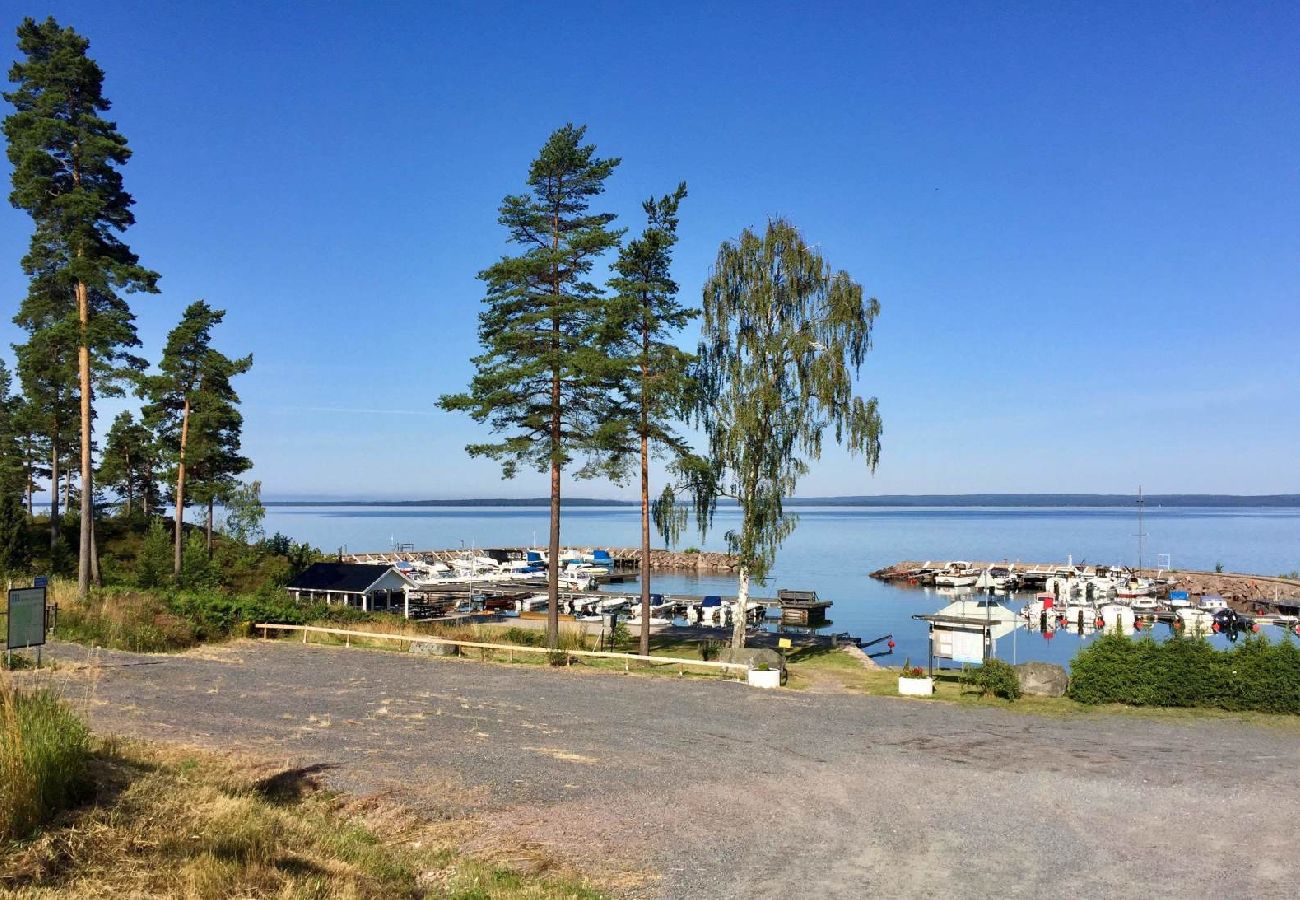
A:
[[285, 563, 416, 612]]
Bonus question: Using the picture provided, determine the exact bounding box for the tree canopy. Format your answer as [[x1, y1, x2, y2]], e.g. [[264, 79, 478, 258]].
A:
[[681, 218, 883, 647]]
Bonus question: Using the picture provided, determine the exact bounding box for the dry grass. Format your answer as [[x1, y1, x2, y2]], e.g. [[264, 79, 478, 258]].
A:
[[1, 741, 606, 899]]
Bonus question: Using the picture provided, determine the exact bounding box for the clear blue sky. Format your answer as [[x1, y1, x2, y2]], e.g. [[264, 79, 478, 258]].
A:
[[2, 1, 1296, 500]]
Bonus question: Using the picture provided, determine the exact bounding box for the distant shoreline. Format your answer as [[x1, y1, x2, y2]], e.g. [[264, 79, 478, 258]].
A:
[[263, 494, 1300, 509]]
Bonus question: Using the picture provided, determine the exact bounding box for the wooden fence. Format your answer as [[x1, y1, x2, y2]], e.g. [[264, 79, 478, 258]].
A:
[[253, 623, 751, 678]]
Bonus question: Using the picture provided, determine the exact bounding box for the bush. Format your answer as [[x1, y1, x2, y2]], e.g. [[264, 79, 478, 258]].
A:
[[1069, 633, 1300, 714], [135, 519, 172, 589], [960, 658, 1022, 700], [0, 684, 93, 841]]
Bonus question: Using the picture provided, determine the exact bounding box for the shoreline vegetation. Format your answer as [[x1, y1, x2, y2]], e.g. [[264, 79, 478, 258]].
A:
[[257, 493, 1300, 508]]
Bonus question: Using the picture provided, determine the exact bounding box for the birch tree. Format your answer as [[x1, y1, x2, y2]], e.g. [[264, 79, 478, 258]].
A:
[[679, 218, 882, 649]]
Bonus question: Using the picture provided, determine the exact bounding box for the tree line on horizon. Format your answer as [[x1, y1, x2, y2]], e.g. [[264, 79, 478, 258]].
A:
[[1, 17, 255, 592], [438, 124, 884, 652]]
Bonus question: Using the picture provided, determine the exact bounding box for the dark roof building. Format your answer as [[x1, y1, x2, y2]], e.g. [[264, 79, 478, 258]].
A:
[[285, 562, 415, 613]]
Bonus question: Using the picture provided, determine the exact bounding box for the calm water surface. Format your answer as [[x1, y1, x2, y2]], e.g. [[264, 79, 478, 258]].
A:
[[263, 505, 1300, 668]]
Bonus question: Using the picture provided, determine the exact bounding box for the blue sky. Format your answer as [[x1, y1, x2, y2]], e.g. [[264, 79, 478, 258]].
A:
[[2, 1, 1297, 500]]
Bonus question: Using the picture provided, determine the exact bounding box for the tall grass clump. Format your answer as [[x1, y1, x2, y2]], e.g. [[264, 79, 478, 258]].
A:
[[0, 682, 93, 841], [1068, 632, 1300, 714]]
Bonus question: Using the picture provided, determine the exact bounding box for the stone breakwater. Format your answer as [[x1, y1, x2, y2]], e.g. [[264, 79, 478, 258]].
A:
[[872, 560, 1300, 608], [632, 548, 738, 572], [346, 545, 739, 572]]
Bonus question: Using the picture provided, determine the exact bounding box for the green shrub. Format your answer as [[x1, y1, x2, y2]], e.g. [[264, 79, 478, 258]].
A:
[[1069, 633, 1300, 714], [960, 658, 1021, 700], [135, 519, 172, 589], [1, 685, 93, 841]]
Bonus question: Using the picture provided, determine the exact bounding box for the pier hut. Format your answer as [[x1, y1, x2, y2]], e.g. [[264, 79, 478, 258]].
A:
[[777, 589, 832, 625], [285, 563, 416, 613]]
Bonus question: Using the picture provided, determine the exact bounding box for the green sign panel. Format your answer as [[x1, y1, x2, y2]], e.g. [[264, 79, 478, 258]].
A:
[[6, 586, 46, 650]]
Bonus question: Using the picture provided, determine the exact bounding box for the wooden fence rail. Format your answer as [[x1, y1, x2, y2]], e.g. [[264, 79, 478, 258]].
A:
[[253, 622, 750, 677]]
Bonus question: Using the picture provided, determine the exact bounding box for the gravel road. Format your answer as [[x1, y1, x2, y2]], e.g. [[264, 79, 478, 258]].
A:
[[41, 640, 1300, 898]]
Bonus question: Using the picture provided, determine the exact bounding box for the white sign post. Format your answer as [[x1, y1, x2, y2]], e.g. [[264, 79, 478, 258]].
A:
[[6, 585, 47, 667]]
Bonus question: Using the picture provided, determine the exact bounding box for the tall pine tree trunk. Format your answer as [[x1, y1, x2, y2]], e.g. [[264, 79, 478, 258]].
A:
[[49, 437, 60, 551], [547, 366, 561, 651], [638, 325, 652, 657], [78, 276, 94, 600], [546, 215, 562, 651], [173, 397, 191, 577], [206, 496, 215, 559]]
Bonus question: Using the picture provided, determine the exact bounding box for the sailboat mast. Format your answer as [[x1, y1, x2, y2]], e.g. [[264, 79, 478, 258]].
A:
[[1136, 485, 1145, 573]]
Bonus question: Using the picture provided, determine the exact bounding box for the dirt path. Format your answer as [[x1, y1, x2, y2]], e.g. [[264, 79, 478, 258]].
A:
[[37, 640, 1300, 899]]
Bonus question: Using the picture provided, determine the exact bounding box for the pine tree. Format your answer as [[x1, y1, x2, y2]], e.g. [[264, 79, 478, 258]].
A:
[[604, 183, 697, 655], [144, 301, 250, 578], [98, 410, 156, 518], [438, 124, 623, 648], [186, 356, 252, 557], [4, 17, 158, 598]]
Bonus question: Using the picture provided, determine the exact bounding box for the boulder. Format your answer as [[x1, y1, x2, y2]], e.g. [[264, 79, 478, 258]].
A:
[[410, 641, 459, 657], [720, 647, 785, 673], [1015, 661, 1068, 697]]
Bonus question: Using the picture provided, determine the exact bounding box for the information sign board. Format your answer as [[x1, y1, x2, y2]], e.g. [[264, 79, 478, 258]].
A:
[[6, 586, 47, 650]]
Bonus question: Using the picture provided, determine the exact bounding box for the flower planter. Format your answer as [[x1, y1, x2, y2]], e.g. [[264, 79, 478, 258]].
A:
[[898, 676, 934, 696], [748, 668, 781, 689]]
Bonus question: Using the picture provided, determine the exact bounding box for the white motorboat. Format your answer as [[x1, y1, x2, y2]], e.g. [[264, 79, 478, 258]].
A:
[[1099, 603, 1136, 634], [975, 565, 1017, 590], [1021, 592, 1058, 620], [1130, 596, 1160, 613], [1115, 577, 1154, 599], [1176, 607, 1214, 633], [624, 615, 674, 628], [1199, 595, 1229, 612], [933, 561, 980, 587], [934, 596, 1018, 639], [516, 593, 551, 612]]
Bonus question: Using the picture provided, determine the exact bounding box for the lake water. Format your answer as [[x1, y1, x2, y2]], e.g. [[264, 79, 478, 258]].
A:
[[263, 504, 1300, 668]]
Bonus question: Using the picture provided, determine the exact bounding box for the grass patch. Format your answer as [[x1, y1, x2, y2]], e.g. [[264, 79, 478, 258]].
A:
[[0, 681, 94, 842], [1, 740, 606, 899]]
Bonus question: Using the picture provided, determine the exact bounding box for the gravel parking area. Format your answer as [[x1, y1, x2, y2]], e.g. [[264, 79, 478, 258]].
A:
[[39, 639, 1300, 899]]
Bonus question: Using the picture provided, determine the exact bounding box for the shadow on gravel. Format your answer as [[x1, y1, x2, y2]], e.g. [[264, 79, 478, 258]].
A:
[[253, 763, 337, 804]]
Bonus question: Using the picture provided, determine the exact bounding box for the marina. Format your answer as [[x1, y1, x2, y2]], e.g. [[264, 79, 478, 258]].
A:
[[267, 503, 1300, 670]]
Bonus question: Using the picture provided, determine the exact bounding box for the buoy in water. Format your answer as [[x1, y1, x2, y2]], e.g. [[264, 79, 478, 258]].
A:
[[887, 639, 895, 650], [1212, 622, 1220, 633], [1251, 623, 1260, 633]]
